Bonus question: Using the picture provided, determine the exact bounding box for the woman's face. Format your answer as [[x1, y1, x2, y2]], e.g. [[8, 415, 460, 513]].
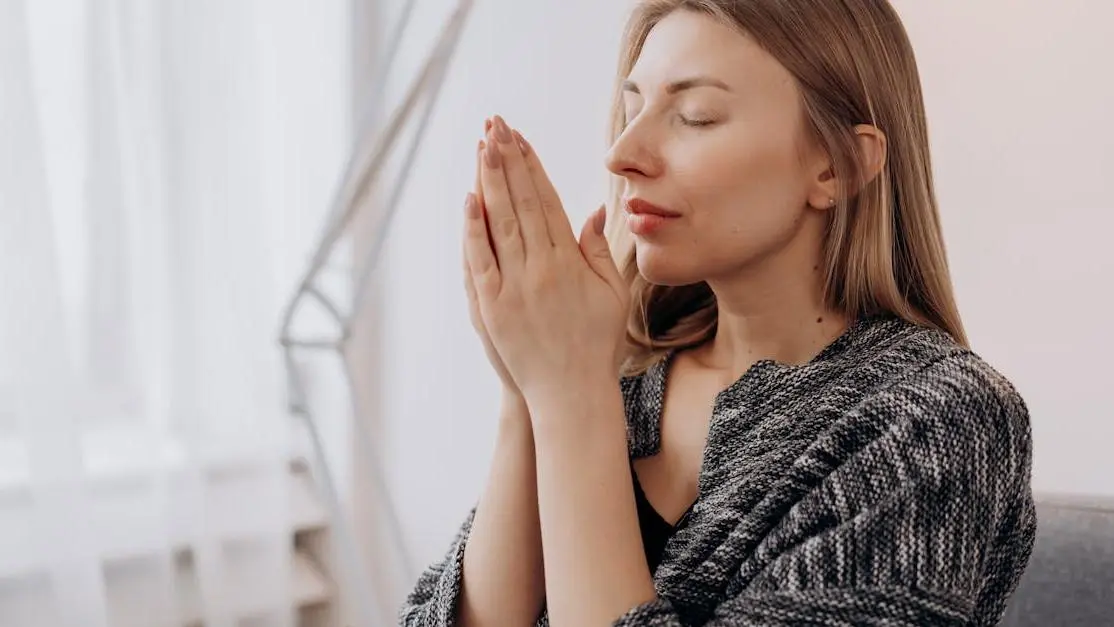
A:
[[607, 10, 831, 286]]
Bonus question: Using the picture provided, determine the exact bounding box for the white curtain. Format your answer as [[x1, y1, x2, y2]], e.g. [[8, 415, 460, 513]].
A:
[[0, 1, 353, 625]]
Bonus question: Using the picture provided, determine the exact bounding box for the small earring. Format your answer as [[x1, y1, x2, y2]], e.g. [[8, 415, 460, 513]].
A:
[[828, 197, 837, 207]]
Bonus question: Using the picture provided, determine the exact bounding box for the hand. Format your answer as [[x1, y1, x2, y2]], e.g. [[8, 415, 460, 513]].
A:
[[463, 120, 518, 398], [463, 115, 629, 404]]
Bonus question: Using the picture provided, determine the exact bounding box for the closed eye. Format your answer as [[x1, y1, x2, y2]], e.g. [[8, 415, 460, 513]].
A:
[[680, 115, 717, 128]]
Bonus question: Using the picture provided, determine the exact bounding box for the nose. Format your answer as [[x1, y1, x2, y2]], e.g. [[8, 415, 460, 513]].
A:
[[604, 119, 663, 181]]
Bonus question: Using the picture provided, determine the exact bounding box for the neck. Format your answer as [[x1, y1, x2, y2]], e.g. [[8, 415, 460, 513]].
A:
[[699, 238, 849, 377]]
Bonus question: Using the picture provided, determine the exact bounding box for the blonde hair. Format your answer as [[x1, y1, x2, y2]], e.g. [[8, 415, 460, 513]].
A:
[[608, 0, 968, 375]]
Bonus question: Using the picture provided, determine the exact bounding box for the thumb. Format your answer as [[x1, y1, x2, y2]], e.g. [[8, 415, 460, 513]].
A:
[[579, 204, 622, 287]]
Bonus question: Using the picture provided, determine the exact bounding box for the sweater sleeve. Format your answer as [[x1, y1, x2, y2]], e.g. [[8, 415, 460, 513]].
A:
[[398, 507, 477, 627], [612, 355, 1036, 627]]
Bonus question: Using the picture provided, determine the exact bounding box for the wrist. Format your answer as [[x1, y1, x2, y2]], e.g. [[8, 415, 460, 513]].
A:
[[499, 387, 528, 413], [497, 390, 531, 430], [519, 362, 618, 406], [525, 367, 619, 405], [525, 375, 625, 440]]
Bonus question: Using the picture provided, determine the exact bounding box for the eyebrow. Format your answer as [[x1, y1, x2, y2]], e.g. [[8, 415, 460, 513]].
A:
[[621, 76, 733, 95]]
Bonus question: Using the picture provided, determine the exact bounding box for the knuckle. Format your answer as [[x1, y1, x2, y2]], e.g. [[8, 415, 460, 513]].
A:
[[532, 264, 558, 290], [517, 195, 540, 214], [553, 246, 574, 264], [473, 268, 499, 291], [496, 217, 520, 241], [489, 310, 511, 332], [497, 284, 523, 308], [540, 196, 563, 218], [467, 217, 487, 236]]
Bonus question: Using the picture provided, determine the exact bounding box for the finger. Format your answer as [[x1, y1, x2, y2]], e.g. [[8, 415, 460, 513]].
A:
[[490, 116, 552, 255], [475, 119, 491, 208], [464, 147, 484, 302], [464, 192, 501, 297], [512, 128, 578, 250], [463, 215, 477, 301], [578, 204, 624, 290], [480, 128, 525, 271], [474, 134, 486, 208], [462, 198, 488, 331], [463, 247, 484, 329], [476, 138, 499, 266]]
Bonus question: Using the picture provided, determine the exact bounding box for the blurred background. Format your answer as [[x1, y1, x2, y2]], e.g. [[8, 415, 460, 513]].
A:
[[1, 0, 1110, 626]]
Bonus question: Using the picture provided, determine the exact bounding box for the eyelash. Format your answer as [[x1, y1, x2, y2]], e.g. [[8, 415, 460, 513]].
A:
[[679, 115, 716, 128], [620, 113, 717, 130]]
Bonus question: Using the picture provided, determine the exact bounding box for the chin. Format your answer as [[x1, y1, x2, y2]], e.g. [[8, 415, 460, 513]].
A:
[[633, 241, 706, 286]]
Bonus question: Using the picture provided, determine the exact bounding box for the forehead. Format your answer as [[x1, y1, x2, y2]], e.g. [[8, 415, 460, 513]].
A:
[[628, 10, 787, 92]]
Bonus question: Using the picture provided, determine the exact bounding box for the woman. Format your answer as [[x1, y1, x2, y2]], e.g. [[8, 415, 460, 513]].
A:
[[401, 0, 1035, 625]]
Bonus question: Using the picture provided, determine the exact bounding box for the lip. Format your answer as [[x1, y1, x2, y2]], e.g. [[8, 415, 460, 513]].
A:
[[624, 197, 682, 218], [624, 197, 681, 236]]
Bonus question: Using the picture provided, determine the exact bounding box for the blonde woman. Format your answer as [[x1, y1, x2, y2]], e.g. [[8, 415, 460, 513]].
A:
[[401, 1, 1035, 625]]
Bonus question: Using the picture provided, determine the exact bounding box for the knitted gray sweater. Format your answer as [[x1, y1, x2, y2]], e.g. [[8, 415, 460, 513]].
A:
[[399, 315, 1036, 626]]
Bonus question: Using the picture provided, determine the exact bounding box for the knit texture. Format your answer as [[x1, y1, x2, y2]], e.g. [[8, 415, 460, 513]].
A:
[[399, 315, 1036, 626]]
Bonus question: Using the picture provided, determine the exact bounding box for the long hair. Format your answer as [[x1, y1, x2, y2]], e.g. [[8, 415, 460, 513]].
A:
[[608, 0, 968, 375]]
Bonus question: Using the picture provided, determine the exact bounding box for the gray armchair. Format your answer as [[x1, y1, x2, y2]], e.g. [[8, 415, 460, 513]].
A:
[[1002, 493, 1114, 626]]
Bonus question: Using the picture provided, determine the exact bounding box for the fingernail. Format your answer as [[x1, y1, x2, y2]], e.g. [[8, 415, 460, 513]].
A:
[[465, 192, 479, 218], [594, 205, 607, 234], [484, 118, 492, 133], [478, 139, 486, 154], [493, 115, 513, 143], [512, 129, 530, 156], [484, 141, 501, 168]]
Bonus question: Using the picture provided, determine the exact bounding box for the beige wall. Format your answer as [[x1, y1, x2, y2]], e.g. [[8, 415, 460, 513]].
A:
[[375, 0, 1114, 603], [893, 0, 1113, 495]]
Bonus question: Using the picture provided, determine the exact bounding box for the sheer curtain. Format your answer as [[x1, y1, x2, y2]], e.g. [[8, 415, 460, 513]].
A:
[[1, 1, 352, 625]]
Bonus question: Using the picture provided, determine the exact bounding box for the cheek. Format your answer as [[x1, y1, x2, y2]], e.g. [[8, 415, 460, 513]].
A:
[[632, 119, 814, 286], [675, 127, 810, 258]]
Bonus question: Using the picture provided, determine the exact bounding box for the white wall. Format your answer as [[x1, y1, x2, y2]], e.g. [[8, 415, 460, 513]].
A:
[[377, 0, 1114, 595]]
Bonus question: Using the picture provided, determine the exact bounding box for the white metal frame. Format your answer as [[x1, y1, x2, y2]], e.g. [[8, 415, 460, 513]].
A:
[[277, 0, 475, 624]]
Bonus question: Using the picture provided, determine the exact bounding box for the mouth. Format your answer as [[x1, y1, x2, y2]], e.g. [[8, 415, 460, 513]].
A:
[[624, 197, 681, 236], [624, 197, 682, 218]]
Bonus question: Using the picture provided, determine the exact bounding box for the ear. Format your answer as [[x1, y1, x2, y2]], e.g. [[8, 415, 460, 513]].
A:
[[806, 124, 888, 210], [852, 124, 887, 190]]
